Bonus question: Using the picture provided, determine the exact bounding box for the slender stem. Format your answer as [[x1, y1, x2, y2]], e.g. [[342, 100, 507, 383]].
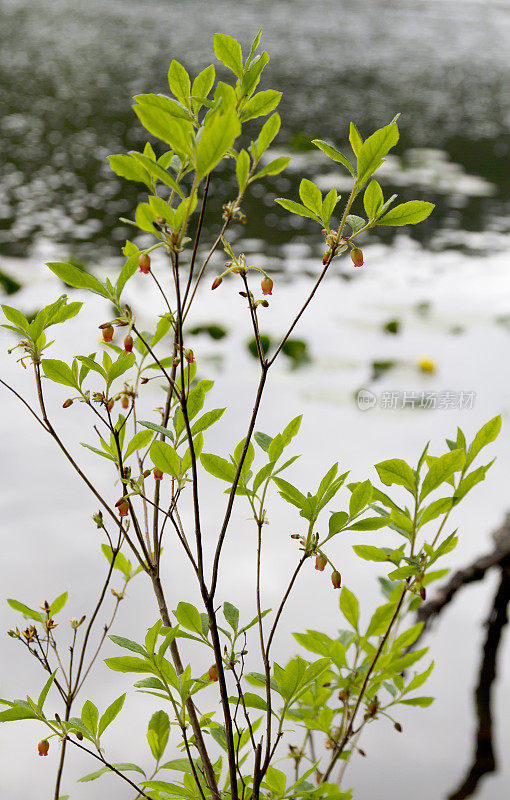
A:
[[65, 736, 153, 799], [182, 218, 230, 322], [210, 365, 268, 598], [321, 585, 408, 782], [182, 173, 211, 310]]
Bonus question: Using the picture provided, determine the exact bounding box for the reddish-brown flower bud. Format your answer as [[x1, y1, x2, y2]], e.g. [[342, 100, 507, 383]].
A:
[[121, 395, 129, 409], [331, 570, 342, 589], [338, 689, 348, 703], [419, 585, 426, 600], [350, 247, 364, 267], [211, 276, 222, 290], [323, 250, 331, 265], [124, 334, 133, 353], [115, 497, 129, 518], [208, 664, 219, 682], [184, 348, 195, 363], [259, 299, 269, 307], [141, 376, 149, 384], [107, 398, 115, 412], [394, 722, 403, 733], [315, 554, 327, 571], [100, 323, 114, 342], [62, 398, 73, 408], [261, 276, 273, 295], [138, 253, 151, 274], [76, 731, 84, 740], [38, 740, 49, 757], [153, 468, 163, 481]]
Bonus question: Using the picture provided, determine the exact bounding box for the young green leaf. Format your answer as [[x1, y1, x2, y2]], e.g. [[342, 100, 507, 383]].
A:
[[150, 441, 181, 479], [340, 586, 359, 630], [377, 200, 435, 226], [311, 139, 355, 177], [356, 123, 399, 187], [240, 90, 282, 123], [46, 263, 110, 299], [147, 710, 170, 761], [214, 33, 244, 77], [98, 694, 126, 738]]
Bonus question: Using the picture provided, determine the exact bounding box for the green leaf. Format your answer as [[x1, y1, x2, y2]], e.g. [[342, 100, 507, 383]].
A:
[[256, 113, 281, 158], [108, 154, 151, 187], [147, 710, 170, 761], [311, 139, 355, 177], [273, 477, 306, 509], [116, 255, 139, 299], [196, 108, 241, 179], [378, 200, 435, 226], [363, 180, 384, 219], [134, 103, 194, 157], [254, 431, 272, 452], [299, 179, 322, 215], [322, 188, 338, 228], [124, 430, 153, 460], [139, 420, 174, 439], [190, 408, 225, 437], [79, 763, 146, 783], [223, 602, 239, 632], [251, 156, 290, 181], [329, 511, 349, 536], [366, 601, 397, 636], [282, 415, 302, 445], [353, 544, 390, 563], [349, 479, 372, 517], [420, 449, 465, 501], [46, 263, 109, 299], [418, 498, 453, 526], [105, 656, 153, 674], [192, 65, 216, 113], [400, 696, 434, 707], [102, 546, 132, 580], [174, 602, 203, 635], [467, 416, 501, 467], [357, 123, 399, 187], [236, 150, 250, 190], [167, 60, 191, 107], [0, 704, 38, 722], [375, 459, 416, 493], [98, 694, 126, 737], [1, 305, 30, 332], [37, 670, 57, 711], [50, 591, 68, 616], [81, 700, 99, 737], [240, 90, 282, 123], [265, 767, 287, 796], [6, 599, 43, 623], [345, 214, 366, 234], [129, 152, 185, 197], [107, 352, 135, 388], [109, 634, 146, 656], [41, 359, 77, 388], [349, 122, 363, 156], [151, 441, 181, 478], [347, 516, 388, 531], [200, 453, 236, 483], [229, 691, 267, 711], [214, 33, 243, 77], [275, 198, 320, 222], [340, 587, 359, 630]]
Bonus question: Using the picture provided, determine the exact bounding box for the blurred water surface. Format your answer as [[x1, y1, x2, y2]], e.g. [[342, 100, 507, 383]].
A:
[[1, 1, 510, 799]]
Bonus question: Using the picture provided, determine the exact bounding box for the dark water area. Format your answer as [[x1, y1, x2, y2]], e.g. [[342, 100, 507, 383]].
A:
[[0, 0, 509, 262]]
